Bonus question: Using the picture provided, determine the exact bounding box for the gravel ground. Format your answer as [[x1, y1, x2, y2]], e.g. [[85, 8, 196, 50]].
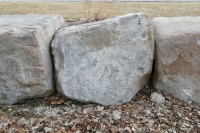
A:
[[0, 83, 200, 133]]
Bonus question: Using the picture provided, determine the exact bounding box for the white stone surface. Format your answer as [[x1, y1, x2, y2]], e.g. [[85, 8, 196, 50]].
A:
[[52, 13, 154, 105], [0, 15, 65, 104], [1, 0, 200, 2], [150, 92, 165, 104], [153, 17, 200, 104]]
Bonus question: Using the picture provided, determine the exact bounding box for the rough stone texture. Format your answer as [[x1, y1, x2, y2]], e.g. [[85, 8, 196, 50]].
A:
[[150, 92, 165, 105], [153, 17, 200, 104], [0, 15, 65, 104], [52, 13, 154, 105]]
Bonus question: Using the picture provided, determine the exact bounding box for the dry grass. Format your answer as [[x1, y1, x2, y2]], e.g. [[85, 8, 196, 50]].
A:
[[82, 0, 116, 21], [0, 2, 200, 21]]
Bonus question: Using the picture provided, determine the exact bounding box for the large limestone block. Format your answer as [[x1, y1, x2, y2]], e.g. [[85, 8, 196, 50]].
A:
[[0, 15, 65, 104], [52, 13, 154, 105], [153, 17, 200, 104]]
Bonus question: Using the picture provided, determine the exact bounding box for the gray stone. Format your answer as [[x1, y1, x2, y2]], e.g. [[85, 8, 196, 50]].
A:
[[52, 13, 154, 105], [152, 17, 200, 104], [150, 92, 165, 104], [0, 15, 65, 104]]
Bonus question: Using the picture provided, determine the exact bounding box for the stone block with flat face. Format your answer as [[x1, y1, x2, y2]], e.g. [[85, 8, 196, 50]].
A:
[[153, 17, 200, 104], [52, 13, 154, 105], [0, 15, 65, 104]]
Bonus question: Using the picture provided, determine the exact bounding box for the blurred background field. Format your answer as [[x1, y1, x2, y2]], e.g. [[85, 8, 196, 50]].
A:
[[0, 2, 200, 21]]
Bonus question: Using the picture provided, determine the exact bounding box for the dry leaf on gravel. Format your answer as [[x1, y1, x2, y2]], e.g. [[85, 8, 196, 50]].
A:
[[0, 84, 200, 132]]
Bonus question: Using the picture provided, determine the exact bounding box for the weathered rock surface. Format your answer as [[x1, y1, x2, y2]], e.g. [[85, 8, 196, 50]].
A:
[[153, 17, 200, 104], [150, 92, 165, 105], [52, 13, 154, 105], [0, 15, 65, 104]]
